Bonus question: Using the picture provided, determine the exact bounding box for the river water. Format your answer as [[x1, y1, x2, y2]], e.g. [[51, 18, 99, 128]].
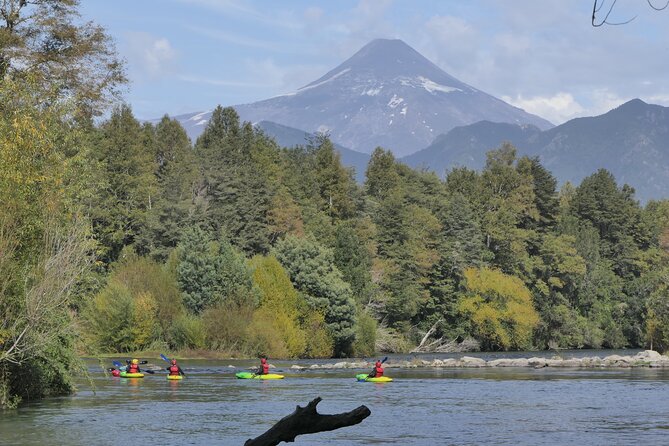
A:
[[2, 351, 669, 445]]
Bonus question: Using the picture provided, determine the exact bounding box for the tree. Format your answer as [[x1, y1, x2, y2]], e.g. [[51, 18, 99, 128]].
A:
[[195, 107, 273, 254], [273, 236, 356, 356], [0, 0, 126, 118], [89, 105, 158, 264], [143, 116, 199, 259], [458, 267, 540, 350], [176, 228, 255, 314], [0, 78, 92, 408], [312, 134, 356, 220], [333, 223, 373, 303]]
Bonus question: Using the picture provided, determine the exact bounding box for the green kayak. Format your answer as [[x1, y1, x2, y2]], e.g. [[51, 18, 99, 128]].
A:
[[356, 373, 393, 382], [235, 372, 284, 380]]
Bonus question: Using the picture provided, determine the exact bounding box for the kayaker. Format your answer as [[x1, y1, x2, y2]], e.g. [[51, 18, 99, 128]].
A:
[[110, 368, 121, 377], [368, 359, 384, 378], [257, 357, 270, 375], [167, 359, 185, 377], [127, 358, 141, 374]]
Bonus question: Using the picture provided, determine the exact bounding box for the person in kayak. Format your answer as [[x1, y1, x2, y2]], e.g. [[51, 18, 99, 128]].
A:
[[368, 359, 384, 378], [257, 357, 270, 375], [167, 359, 185, 377], [126, 358, 141, 374]]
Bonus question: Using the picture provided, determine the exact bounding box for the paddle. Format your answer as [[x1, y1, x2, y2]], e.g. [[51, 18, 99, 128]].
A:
[[160, 353, 185, 376], [365, 357, 388, 379], [113, 360, 155, 374]]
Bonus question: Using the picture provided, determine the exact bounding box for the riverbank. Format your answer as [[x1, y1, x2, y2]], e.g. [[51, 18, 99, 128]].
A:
[[288, 350, 669, 370]]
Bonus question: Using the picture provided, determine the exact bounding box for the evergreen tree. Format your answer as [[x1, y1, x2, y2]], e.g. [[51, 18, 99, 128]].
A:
[[273, 236, 356, 356], [195, 107, 272, 254], [333, 223, 373, 303], [90, 105, 158, 264]]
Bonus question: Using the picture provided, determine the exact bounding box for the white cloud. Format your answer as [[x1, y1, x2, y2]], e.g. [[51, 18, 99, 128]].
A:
[[125, 32, 177, 80], [502, 92, 584, 124], [174, 0, 301, 30]]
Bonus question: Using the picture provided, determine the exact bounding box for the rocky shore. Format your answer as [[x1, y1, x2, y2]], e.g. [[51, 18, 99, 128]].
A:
[[289, 350, 669, 370]]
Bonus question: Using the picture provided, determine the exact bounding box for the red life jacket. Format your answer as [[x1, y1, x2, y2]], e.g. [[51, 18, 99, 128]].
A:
[[128, 363, 140, 373], [169, 365, 180, 376], [262, 362, 270, 375], [112, 369, 120, 377], [374, 364, 383, 377]]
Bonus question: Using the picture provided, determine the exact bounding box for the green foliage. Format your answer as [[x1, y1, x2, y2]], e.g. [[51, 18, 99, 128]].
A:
[[333, 223, 373, 302], [0, 78, 91, 407], [169, 314, 206, 350], [89, 105, 158, 263], [195, 107, 273, 254], [176, 227, 256, 314], [352, 309, 377, 357], [273, 236, 356, 355], [201, 301, 254, 352], [0, 0, 127, 118], [458, 267, 540, 350]]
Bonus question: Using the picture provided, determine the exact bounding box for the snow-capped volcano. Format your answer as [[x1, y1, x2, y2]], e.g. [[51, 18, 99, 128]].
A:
[[175, 39, 553, 156]]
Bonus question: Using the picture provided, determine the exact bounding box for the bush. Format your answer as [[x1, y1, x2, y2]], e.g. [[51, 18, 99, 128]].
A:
[[201, 301, 254, 352], [352, 309, 377, 357], [169, 314, 205, 349]]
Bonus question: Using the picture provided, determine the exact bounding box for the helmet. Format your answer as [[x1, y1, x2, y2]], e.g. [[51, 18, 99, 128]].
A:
[[171, 359, 177, 365], [261, 358, 267, 364], [375, 360, 381, 366], [131, 359, 139, 365]]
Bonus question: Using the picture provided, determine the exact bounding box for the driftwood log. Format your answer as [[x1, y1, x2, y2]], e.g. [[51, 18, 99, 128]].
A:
[[244, 397, 371, 446]]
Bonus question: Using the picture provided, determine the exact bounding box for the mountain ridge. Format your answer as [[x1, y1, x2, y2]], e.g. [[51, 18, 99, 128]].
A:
[[402, 98, 669, 202], [171, 38, 553, 156]]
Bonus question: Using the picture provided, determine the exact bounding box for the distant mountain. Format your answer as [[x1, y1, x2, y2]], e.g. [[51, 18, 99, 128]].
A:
[[402, 99, 669, 202], [172, 38, 553, 157], [254, 121, 370, 182]]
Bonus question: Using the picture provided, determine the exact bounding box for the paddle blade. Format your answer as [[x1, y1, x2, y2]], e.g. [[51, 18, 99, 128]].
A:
[[381, 357, 388, 363], [160, 353, 171, 364], [112, 361, 122, 367]]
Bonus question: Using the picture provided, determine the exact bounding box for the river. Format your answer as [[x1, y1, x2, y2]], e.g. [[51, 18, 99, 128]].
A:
[[2, 351, 669, 445]]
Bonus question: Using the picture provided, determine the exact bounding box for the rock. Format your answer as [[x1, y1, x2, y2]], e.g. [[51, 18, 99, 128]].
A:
[[290, 365, 305, 370], [309, 364, 320, 369], [460, 356, 487, 367], [527, 357, 549, 367], [636, 350, 663, 360]]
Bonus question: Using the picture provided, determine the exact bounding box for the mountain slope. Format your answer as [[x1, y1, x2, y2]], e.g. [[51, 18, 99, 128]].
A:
[[402, 99, 669, 202], [172, 39, 552, 157]]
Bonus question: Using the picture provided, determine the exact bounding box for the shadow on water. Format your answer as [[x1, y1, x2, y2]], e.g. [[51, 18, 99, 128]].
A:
[[2, 354, 669, 445]]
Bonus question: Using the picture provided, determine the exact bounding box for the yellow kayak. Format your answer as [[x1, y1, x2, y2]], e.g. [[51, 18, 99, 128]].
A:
[[236, 372, 284, 380], [120, 372, 144, 378], [356, 373, 393, 382], [167, 375, 183, 380]]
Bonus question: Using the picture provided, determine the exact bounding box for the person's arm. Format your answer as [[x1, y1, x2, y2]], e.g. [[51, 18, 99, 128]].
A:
[[179, 366, 185, 376]]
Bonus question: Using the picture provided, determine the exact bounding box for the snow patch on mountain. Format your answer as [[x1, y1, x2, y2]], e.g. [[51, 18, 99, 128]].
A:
[[388, 94, 404, 108], [418, 76, 460, 94], [363, 87, 382, 96]]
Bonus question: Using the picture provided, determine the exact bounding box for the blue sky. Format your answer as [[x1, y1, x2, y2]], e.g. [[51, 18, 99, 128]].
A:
[[81, 0, 669, 124]]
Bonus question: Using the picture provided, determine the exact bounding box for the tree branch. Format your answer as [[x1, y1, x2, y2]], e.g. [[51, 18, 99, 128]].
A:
[[244, 397, 371, 446]]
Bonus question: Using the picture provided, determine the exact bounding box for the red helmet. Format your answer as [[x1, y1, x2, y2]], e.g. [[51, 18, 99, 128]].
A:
[[375, 360, 382, 366], [171, 359, 177, 365], [261, 358, 267, 364]]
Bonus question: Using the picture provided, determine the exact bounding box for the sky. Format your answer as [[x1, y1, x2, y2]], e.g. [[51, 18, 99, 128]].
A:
[[81, 0, 669, 125]]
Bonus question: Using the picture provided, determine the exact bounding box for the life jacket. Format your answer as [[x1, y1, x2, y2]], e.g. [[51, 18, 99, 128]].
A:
[[169, 365, 180, 376], [112, 369, 120, 377], [261, 362, 270, 375], [374, 362, 383, 377], [128, 363, 140, 373]]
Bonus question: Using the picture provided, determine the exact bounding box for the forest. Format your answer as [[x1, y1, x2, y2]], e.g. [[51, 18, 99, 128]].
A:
[[2, 0, 669, 409]]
